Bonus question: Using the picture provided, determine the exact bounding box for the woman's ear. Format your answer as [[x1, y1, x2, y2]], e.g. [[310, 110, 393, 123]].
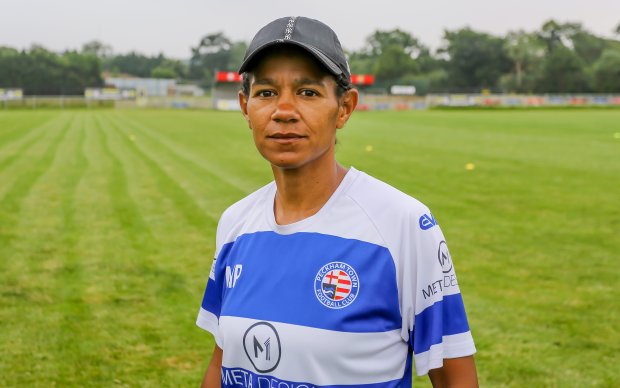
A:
[[238, 90, 252, 129], [336, 88, 359, 129]]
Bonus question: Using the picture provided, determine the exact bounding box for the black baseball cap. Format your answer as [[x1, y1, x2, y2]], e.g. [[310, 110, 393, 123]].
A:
[[238, 16, 351, 87]]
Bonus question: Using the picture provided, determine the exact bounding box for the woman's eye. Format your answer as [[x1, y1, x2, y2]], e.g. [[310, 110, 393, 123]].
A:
[[300, 89, 318, 97]]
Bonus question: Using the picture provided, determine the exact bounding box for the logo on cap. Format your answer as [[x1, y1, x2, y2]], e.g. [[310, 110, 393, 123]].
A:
[[283, 16, 297, 40]]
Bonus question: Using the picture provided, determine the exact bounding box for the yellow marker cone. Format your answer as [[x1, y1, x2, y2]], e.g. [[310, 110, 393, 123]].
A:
[[465, 163, 475, 171], [365, 145, 373, 152]]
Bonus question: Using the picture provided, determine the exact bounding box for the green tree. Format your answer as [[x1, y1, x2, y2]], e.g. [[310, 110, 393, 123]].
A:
[[229, 41, 248, 71], [62, 51, 104, 92], [103, 52, 157, 77], [102, 52, 186, 79], [592, 49, 620, 92], [81, 40, 113, 58], [189, 32, 234, 87], [353, 29, 426, 87], [151, 66, 177, 79], [441, 28, 511, 91], [347, 50, 374, 75], [0, 46, 23, 89], [503, 30, 545, 92], [0, 45, 103, 95], [366, 29, 423, 58], [373, 44, 418, 84], [536, 46, 589, 92], [537, 20, 581, 53], [415, 47, 444, 74], [571, 30, 608, 66]]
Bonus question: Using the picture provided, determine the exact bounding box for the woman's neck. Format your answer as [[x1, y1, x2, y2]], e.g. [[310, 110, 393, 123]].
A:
[[272, 160, 348, 225]]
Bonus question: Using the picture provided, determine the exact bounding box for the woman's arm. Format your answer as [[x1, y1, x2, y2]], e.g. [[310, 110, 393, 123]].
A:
[[201, 345, 223, 388], [428, 355, 478, 388]]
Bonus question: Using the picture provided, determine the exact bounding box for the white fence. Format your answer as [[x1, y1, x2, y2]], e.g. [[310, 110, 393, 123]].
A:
[[3, 94, 620, 110], [425, 94, 620, 108], [1, 96, 213, 110]]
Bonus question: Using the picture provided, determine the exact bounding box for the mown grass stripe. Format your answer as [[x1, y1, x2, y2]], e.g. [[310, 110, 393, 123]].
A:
[[60, 115, 88, 251], [107, 114, 243, 222], [0, 113, 101, 386], [56, 113, 89, 293], [113, 112, 252, 194], [50, 114, 100, 384], [0, 116, 73, 248], [93, 115, 156, 252], [0, 113, 54, 149], [83, 113, 200, 384], [102, 115, 217, 232], [0, 115, 68, 174], [0, 114, 76, 385]]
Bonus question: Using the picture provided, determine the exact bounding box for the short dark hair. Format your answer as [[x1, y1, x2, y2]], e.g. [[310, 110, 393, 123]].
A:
[[241, 72, 351, 99]]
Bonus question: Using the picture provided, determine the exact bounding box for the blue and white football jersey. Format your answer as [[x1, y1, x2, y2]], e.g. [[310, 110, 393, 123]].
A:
[[197, 167, 475, 387]]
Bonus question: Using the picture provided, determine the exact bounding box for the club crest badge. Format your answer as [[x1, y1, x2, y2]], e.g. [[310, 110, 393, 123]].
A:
[[314, 261, 360, 309]]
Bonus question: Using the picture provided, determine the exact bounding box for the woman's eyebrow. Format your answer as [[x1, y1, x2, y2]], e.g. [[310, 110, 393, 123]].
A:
[[294, 77, 326, 88], [252, 77, 326, 87], [252, 77, 276, 86]]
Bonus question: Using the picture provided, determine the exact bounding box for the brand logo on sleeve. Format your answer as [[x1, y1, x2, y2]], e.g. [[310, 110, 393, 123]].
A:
[[225, 264, 243, 288], [419, 213, 438, 230], [438, 241, 453, 273], [314, 262, 359, 309]]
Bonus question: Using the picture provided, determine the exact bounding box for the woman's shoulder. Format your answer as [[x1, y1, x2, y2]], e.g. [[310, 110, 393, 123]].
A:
[[346, 169, 431, 221]]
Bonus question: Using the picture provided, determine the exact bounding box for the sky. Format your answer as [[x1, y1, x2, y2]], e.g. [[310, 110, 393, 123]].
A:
[[1, 0, 619, 59]]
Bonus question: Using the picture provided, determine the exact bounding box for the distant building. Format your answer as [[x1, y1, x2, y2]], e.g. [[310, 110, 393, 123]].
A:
[[212, 71, 242, 111], [104, 76, 177, 97], [174, 84, 204, 97], [103, 76, 204, 98]]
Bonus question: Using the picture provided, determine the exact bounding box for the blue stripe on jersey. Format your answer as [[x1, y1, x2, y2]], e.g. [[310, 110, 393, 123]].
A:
[[221, 367, 403, 388], [216, 231, 401, 333], [412, 293, 470, 355], [201, 278, 220, 317], [402, 349, 413, 386], [200, 243, 235, 317]]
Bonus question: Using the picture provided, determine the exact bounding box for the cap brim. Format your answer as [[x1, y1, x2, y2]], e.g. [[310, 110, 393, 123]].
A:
[[238, 40, 343, 77]]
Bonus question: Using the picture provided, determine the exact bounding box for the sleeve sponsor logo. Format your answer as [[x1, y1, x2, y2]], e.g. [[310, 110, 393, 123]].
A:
[[314, 262, 359, 309], [419, 213, 438, 230], [437, 241, 452, 273], [421, 275, 458, 300], [421, 241, 458, 300], [242, 321, 281, 373]]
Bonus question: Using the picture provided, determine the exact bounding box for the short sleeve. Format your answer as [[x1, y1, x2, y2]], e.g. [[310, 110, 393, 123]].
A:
[[401, 211, 476, 376], [196, 254, 225, 348], [196, 211, 234, 348]]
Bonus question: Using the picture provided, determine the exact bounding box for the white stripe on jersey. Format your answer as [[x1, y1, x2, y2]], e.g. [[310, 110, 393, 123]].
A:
[[197, 308, 222, 348], [219, 316, 408, 386], [413, 331, 476, 376]]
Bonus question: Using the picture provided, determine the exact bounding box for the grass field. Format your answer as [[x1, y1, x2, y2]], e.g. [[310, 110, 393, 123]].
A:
[[0, 108, 619, 387]]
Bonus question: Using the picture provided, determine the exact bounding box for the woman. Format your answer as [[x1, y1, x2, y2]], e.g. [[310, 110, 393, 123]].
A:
[[197, 16, 478, 387]]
